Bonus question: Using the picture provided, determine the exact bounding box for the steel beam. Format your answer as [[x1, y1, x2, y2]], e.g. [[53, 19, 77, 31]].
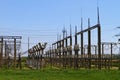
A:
[[76, 24, 99, 35], [0, 36, 22, 39]]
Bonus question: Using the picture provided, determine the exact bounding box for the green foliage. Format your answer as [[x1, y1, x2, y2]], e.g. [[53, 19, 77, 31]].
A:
[[0, 69, 120, 80]]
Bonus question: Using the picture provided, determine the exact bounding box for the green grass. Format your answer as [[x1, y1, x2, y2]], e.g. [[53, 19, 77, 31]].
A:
[[0, 68, 120, 80]]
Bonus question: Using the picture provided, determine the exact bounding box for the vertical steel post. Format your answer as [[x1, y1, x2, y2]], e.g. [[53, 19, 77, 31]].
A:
[[62, 27, 66, 68], [50, 47, 52, 68], [88, 18, 91, 69], [95, 45, 97, 68], [102, 44, 104, 68], [70, 25, 72, 68], [65, 37, 68, 69], [98, 24, 101, 70], [97, 6, 101, 70], [110, 43, 113, 68], [14, 38, 16, 69], [62, 39, 65, 67], [0, 38, 3, 68], [57, 41, 59, 66], [74, 26, 78, 69], [5, 41, 7, 68], [81, 17, 84, 68]]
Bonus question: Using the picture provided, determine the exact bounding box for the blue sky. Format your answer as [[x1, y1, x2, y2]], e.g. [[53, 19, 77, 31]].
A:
[[0, 0, 120, 52]]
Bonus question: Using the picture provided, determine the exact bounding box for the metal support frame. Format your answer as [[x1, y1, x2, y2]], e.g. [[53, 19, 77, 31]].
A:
[[76, 24, 101, 70], [0, 36, 22, 69], [28, 42, 47, 69]]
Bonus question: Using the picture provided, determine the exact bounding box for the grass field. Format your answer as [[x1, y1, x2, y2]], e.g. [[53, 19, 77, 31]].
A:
[[0, 68, 120, 80]]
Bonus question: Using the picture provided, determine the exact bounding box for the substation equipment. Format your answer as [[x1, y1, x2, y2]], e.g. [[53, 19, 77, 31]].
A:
[[0, 36, 22, 69]]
